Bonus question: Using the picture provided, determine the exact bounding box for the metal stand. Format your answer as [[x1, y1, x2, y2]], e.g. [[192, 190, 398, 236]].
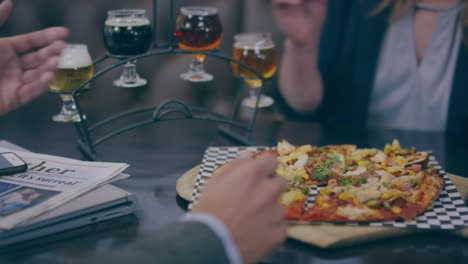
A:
[[49, 0, 272, 160]]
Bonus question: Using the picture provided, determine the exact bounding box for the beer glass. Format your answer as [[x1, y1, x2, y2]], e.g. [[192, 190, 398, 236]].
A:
[[174, 7, 223, 82], [232, 33, 278, 108], [49, 44, 94, 122], [104, 9, 152, 88]]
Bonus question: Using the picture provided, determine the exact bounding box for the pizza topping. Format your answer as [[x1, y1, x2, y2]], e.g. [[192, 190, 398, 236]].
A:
[[383, 201, 391, 209], [370, 151, 387, 163], [384, 139, 402, 155], [311, 166, 330, 181], [380, 189, 403, 201], [390, 197, 409, 208], [338, 175, 367, 187], [391, 206, 402, 214], [277, 140, 296, 156], [393, 156, 407, 166], [407, 164, 422, 172], [289, 153, 308, 169], [278, 152, 301, 164], [348, 149, 377, 162], [338, 192, 352, 200], [406, 152, 428, 168], [356, 189, 382, 203], [319, 188, 330, 195], [410, 179, 420, 189], [387, 166, 407, 176], [301, 205, 339, 221], [382, 182, 392, 189], [395, 180, 412, 191], [292, 176, 303, 184], [364, 199, 381, 208], [336, 205, 376, 220], [280, 189, 307, 206], [345, 166, 367, 176], [296, 144, 313, 154], [337, 177, 350, 187], [285, 200, 306, 220], [276, 165, 306, 181], [399, 203, 423, 220]]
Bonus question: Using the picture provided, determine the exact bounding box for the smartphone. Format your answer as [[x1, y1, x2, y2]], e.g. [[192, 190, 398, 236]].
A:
[[0, 152, 28, 176]]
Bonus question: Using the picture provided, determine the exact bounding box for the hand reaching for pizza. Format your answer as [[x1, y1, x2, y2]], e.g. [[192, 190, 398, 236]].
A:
[[272, 0, 328, 47], [0, 0, 69, 115], [192, 154, 288, 264]]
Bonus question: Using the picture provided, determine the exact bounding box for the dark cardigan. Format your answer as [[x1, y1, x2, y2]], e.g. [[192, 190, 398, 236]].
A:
[[276, 0, 468, 134]]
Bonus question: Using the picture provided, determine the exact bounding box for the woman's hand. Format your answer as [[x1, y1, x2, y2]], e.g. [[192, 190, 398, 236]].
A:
[[272, 0, 327, 47]]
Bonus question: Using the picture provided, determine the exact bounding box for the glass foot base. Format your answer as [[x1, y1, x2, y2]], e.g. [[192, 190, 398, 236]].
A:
[[113, 78, 147, 88], [180, 71, 213, 82], [52, 114, 81, 123], [242, 95, 274, 108]]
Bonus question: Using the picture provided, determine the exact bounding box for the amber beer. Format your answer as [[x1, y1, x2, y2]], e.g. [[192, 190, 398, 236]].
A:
[[49, 45, 94, 93], [174, 7, 223, 51], [232, 39, 278, 88]]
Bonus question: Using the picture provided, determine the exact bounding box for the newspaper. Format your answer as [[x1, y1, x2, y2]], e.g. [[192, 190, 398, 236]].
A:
[[0, 146, 128, 230]]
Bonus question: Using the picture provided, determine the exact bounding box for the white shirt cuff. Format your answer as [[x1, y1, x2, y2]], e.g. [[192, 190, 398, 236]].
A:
[[180, 212, 242, 264]]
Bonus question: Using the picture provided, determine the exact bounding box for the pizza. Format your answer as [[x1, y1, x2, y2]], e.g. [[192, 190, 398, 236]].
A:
[[270, 139, 443, 222]]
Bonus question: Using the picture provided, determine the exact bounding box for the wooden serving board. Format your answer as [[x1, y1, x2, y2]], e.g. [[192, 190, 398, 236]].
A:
[[176, 165, 468, 248]]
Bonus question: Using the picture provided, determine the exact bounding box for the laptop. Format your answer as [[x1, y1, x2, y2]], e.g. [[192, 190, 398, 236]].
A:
[[0, 141, 137, 248]]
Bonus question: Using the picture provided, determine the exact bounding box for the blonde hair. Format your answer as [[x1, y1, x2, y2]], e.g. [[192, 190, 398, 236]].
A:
[[373, 0, 468, 45]]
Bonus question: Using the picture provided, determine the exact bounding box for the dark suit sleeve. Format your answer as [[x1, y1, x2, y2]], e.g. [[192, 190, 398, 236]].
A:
[[87, 221, 231, 264]]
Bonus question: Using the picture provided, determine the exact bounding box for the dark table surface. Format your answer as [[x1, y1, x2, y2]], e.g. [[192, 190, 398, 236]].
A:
[[0, 90, 467, 264]]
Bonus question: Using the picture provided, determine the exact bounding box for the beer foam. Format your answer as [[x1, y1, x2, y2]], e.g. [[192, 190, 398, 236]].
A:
[[105, 18, 150, 27], [181, 7, 218, 16], [234, 41, 275, 50], [58, 45, 93, 69]]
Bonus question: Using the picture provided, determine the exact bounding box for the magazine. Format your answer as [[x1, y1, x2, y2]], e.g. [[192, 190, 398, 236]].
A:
[[0, 146, 128, 230]]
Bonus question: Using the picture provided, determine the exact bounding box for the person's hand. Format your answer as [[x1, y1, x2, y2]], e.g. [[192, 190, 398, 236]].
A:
[[0, 0, 68, 115], [192, 153, 288, 264], [272, 0, 327, 47]]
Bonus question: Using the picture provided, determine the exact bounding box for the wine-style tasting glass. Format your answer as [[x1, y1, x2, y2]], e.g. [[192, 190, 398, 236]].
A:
[[174, 7, 223, 82], [48, 44, 94, 122], [232, 32, 278, 108], [103, 9, 152, 88]]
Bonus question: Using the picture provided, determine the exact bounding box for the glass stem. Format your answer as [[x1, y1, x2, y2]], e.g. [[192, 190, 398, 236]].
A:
[[189, 55, 205, 73], [121, 61, 139, 84], [247, 79, 263, 99], [60, 95, 78, 116], [249, 87, 261, 99]]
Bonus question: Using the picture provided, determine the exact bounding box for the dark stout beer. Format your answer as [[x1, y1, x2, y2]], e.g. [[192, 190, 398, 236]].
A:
[[103, 10, 152, 55]]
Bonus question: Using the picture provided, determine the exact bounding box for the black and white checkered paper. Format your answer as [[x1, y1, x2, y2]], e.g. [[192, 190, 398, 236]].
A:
[[189, 147, 468, 229]]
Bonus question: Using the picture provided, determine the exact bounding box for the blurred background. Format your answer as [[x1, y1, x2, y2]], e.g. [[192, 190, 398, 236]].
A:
[[0, 0, 285, 125]]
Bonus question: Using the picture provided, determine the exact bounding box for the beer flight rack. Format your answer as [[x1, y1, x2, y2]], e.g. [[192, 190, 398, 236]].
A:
[[49, 0, 273, 161]]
